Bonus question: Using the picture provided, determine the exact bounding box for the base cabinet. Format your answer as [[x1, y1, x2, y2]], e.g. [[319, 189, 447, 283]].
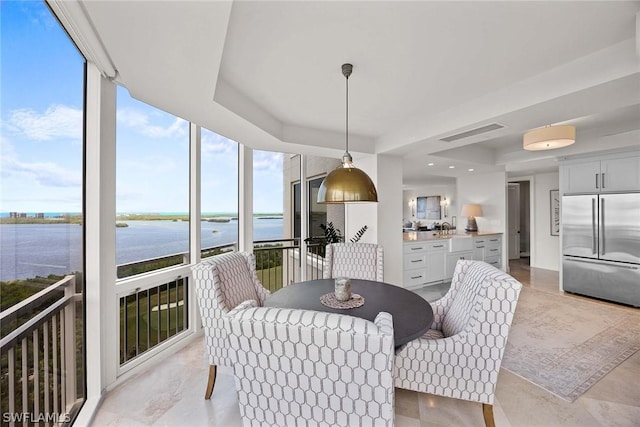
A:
[[445, 251, 473, 280], [472, 236, 502, 269], [404, 234, 502, 288], [403, 241, 448, 288]]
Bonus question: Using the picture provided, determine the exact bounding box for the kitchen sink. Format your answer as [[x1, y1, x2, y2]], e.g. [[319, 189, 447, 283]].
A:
[[449, 235, 472, 251]]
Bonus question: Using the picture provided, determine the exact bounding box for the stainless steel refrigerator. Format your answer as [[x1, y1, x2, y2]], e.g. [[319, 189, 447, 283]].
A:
[[562, 193, 640, 307]]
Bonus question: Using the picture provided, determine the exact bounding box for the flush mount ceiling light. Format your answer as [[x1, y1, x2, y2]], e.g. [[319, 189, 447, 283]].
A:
[[523, 125, 575, 151], [317, 64, 378, 204]]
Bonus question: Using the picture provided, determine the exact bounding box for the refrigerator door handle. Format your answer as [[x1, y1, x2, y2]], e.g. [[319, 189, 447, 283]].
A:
[[595, 173, 599, 189], [602, 173, 605, 189], [591, 198, 597, 254], [565, 256, 639, 270], [600, 197, 605, 255]]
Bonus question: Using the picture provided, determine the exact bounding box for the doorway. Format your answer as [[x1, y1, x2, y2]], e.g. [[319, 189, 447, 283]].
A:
[[507, 179, 532, 268]]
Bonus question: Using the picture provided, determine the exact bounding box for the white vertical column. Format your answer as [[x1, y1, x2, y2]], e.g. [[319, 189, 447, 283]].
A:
[[84, 63, 117, 398], [189, 123, 202, 264], [375, 154, 404, 285], [189, 123, 202, 332], [300, 155, 308, 279], [344, 153, 404, 285], [238, 144, 254, 252]]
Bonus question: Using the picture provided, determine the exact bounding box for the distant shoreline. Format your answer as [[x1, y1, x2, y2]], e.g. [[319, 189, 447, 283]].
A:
[[0, 212, 283, 225]]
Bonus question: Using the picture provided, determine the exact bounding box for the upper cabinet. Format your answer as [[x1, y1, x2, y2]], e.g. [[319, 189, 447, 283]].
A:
[[562, 153, 640, 194]]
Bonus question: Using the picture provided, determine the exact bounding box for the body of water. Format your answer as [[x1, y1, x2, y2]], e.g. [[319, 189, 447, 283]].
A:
[[0, 218, 283, 281]]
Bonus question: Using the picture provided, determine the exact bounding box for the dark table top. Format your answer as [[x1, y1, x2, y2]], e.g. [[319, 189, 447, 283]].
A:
[[264, 278, 433, 348]]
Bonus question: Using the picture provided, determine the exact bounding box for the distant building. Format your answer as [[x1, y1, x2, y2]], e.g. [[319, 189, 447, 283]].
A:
[[35, 213, 45, 218], [19, 213, 27, 218], [9, 212, 18, 218]]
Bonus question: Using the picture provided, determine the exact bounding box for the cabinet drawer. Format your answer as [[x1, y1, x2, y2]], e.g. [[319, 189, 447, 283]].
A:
[[474, 238, 487, 249], [404, 243, 428, 254], [485, 256, 501, 269], [404, 269, 427, 287], [404, 253, 427, 269], [485, 244, 501, 257], [425, 241, 448, 251]]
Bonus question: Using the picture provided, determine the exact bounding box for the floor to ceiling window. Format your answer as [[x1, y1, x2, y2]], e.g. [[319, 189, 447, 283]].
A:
[[115, 87, 190, 278], [115, 88, 191, 365], [252, 150, 286, 290], [200, 128, 238, 258], [1, 1, 86, 422]]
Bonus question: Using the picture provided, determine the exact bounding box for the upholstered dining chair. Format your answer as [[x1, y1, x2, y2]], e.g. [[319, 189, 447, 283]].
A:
[[394, 260, 522, 427], [225, 304, 396, 427], [191, 251, 270, 399], [323, 242, 384, 281]]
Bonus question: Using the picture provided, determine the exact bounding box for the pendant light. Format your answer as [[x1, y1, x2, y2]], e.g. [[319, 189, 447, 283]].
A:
[[317, 64, 378, 204]]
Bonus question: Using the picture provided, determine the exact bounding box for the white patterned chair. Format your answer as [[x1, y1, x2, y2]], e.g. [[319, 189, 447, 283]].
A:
[[225, 304, 396, 427], [323, 242, 384, 282], [191, 251, 270, 399], [394, 260, 522, 427]]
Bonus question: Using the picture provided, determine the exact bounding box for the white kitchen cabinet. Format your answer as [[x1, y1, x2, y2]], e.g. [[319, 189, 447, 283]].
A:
[[403, 240, 448, 288], [472, 235, 502, 269], [563, 155, 640, 194], [445, 251, 473, 280], [426, 251, 446, 283]]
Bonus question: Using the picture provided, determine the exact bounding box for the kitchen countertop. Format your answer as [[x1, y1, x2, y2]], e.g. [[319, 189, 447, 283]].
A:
[[403, 230, 503, 242]]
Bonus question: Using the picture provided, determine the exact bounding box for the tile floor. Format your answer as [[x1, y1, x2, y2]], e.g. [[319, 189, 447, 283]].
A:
[[91, 259, 640, 426]]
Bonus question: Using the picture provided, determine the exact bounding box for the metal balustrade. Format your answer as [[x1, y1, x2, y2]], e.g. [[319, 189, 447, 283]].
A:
[[115, 239, 327, 367], [254, 238, 326, 291], [0, 275, 82, 426], [119, 278, 189, 364]]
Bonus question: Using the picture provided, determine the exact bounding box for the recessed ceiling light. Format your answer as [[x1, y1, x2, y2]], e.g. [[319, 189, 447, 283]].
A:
[[449, 165, 455, 169], [468, 168, 474, 172], [427, 162, 434, 166]]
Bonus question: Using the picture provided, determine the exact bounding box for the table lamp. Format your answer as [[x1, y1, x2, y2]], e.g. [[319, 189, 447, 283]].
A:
[[461, 204, 483, 232]]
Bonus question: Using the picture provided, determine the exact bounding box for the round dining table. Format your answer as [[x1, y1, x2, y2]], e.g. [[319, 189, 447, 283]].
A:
[[264, 278, 433, 348]]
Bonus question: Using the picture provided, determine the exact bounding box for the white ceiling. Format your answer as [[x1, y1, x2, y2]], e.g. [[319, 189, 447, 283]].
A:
[[74, 0, 640, 185]]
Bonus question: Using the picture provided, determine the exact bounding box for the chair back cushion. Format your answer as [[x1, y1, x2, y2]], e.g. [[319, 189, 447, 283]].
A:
[[226, 306, 395, 427], [191, 251, 269, 367], [442, 260, 519, 337], [208, 251, 261, 311], [323, 243, 384, 282]]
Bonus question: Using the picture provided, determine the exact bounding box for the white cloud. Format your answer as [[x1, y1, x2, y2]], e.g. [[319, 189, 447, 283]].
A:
[[0, 138, 81, 188], [2, 158, 81, 188], [202, 131, 237, 157], [117, 108, 188, 139], [253, 151, 283, 172], [5, 105, 82, 141]]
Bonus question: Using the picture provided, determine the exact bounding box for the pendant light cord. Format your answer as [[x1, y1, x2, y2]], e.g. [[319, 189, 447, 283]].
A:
[[345, 73, 349, 156]]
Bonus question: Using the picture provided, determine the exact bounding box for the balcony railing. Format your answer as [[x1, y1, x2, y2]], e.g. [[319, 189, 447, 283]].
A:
[[119, 278, 189, 365], [116, 240, 326, 366], [253, 238, 325, 292], [0, 275, 82, 426]]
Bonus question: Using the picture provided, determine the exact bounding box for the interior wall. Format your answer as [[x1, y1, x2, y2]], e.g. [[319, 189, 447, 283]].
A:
[[457, 171, 507, 269], [402, 183, 457, 227], [345, 154, 404, 286], [533, 172, 560, 271], [457, 172, 507, 232]]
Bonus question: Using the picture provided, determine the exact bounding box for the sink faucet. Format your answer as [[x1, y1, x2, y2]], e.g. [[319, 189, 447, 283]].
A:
[[440, 222, 451, 235]]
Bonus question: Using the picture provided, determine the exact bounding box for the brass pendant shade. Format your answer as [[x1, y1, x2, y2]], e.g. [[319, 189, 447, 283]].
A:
[[317, 155, 378, 204], [317, 64, 378, 204]]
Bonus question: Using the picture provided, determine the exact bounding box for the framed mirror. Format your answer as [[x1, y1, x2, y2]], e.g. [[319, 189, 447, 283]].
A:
[[416, 195, 441, 220]]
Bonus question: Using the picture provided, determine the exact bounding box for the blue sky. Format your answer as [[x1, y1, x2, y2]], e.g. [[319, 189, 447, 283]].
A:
[[1, 1, 283, 214]]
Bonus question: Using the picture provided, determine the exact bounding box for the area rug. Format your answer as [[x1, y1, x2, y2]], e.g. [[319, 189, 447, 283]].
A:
[[501, 287, 640, 402]]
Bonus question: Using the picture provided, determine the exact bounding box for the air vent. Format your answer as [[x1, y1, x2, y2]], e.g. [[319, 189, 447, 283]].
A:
[[440, 123, 505, 142]]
